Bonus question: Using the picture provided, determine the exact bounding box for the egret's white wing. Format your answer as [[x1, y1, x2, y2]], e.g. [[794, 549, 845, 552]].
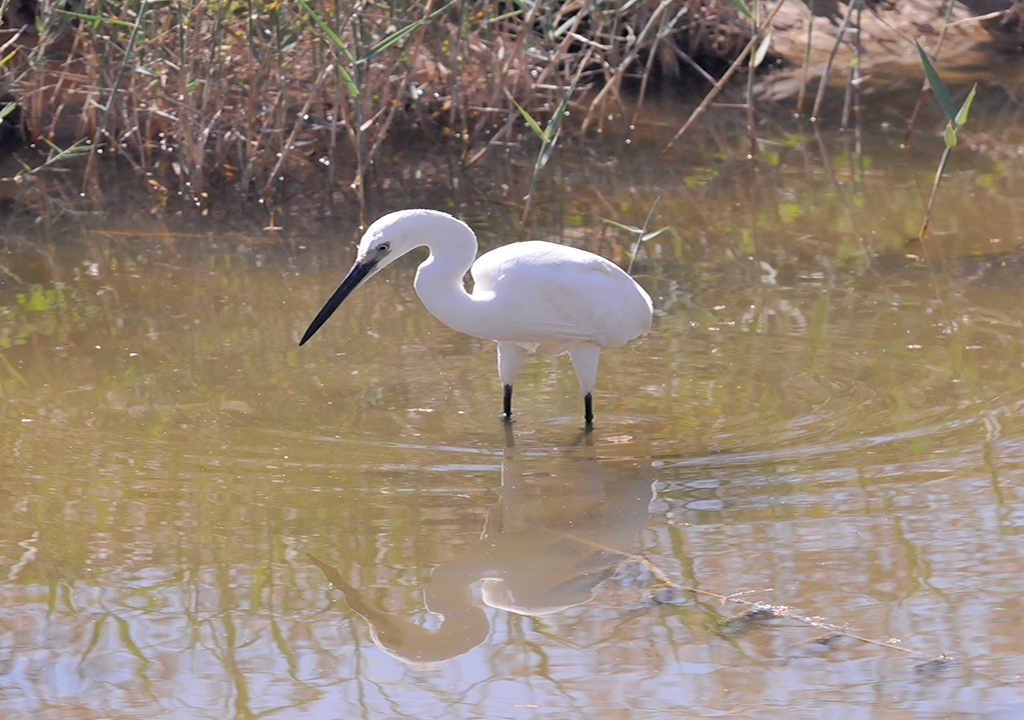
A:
[[471, 241, 652, 347]]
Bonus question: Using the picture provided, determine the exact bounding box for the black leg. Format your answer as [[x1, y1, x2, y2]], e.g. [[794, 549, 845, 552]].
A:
[[583, 393, 593, 427], [501, 384, 513, 422]]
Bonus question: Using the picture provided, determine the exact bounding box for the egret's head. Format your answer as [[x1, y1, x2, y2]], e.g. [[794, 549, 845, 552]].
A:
[[299, 210, 457, 346], [354, 209, 461, 273]]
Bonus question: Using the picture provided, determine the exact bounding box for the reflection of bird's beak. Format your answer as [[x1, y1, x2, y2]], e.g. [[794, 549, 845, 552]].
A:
[[299, 258, 379, 345]]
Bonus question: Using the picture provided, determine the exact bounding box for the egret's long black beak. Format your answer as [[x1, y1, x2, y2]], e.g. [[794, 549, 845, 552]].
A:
[[299, 259, 378, 345]]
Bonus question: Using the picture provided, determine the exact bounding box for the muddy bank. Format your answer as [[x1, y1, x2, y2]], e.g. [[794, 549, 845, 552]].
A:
[[762, 0, 1024, 107]]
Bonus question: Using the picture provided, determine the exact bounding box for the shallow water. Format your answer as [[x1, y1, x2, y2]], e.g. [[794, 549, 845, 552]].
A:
[[4, 107, 1024, 718]]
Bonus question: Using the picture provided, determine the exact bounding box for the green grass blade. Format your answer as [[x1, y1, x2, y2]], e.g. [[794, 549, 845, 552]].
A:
[[483, 9, 524, 24], [54, 8, 135, 28], [729, 0, 754, 21], [296, 0, 357, 66], [360, 18, 426, 61], [752, 31, 772, 68], [915, 41, 957, 124], [536, 138, 557, 170], [514, 101, 549, 143], [602, 218, 643, 233], [544, 74, 578, 140], [955, 83, 977, 128], [534, 68, 583, 170], [295, 0, 359, 96], [335, 62, 359, 98], [360, 0, 457, 61], [0, 49, 17, 69], [18, 138, 92, 175], [626, 196, 663, 274]]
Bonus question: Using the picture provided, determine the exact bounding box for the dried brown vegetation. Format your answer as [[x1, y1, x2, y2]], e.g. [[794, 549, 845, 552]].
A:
[[0, 0, 1020, 218], [0, 0, 764, 214]]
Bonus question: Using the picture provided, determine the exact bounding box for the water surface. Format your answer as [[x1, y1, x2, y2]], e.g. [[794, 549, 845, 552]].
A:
[[3, 110, 1024, 718]]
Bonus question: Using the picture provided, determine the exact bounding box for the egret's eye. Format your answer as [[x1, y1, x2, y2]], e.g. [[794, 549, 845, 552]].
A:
[[376, 242, 390, 254]]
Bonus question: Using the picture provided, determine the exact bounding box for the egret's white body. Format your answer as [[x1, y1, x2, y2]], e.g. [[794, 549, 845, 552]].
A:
[[300, 209, 653, 425]]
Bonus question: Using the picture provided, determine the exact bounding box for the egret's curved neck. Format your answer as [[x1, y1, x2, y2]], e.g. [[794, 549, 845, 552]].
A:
[[411, 218, 490, 338]]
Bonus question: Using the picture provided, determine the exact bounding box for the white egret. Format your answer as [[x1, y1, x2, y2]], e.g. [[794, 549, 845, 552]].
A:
[[299, 209, 653, 426]]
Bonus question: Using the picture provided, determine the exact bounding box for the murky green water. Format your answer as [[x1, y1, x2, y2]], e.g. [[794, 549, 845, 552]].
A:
[[4, 111, 1024, 718]]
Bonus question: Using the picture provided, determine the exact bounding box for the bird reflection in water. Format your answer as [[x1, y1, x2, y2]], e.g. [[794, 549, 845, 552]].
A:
[[308, 443, 655, 664]]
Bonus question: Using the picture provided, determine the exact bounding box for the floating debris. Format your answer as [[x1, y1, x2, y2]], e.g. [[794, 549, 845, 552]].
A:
[[788, 631, 847, 657], [651, 585, 689, 605], [718, 603, 788, 636], [914, 654, 958, 677]]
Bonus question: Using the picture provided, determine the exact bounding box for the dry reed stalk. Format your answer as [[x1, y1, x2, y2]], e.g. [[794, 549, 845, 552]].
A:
[[794, 0, 814, 116], [745, 0, 760, 157], [664, 0, 788, 152], [809, 0, 856, 121], [838, 2, 862, 132]]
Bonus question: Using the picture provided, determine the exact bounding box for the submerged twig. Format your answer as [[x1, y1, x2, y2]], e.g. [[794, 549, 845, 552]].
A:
[[635, 555, 927, 657]]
